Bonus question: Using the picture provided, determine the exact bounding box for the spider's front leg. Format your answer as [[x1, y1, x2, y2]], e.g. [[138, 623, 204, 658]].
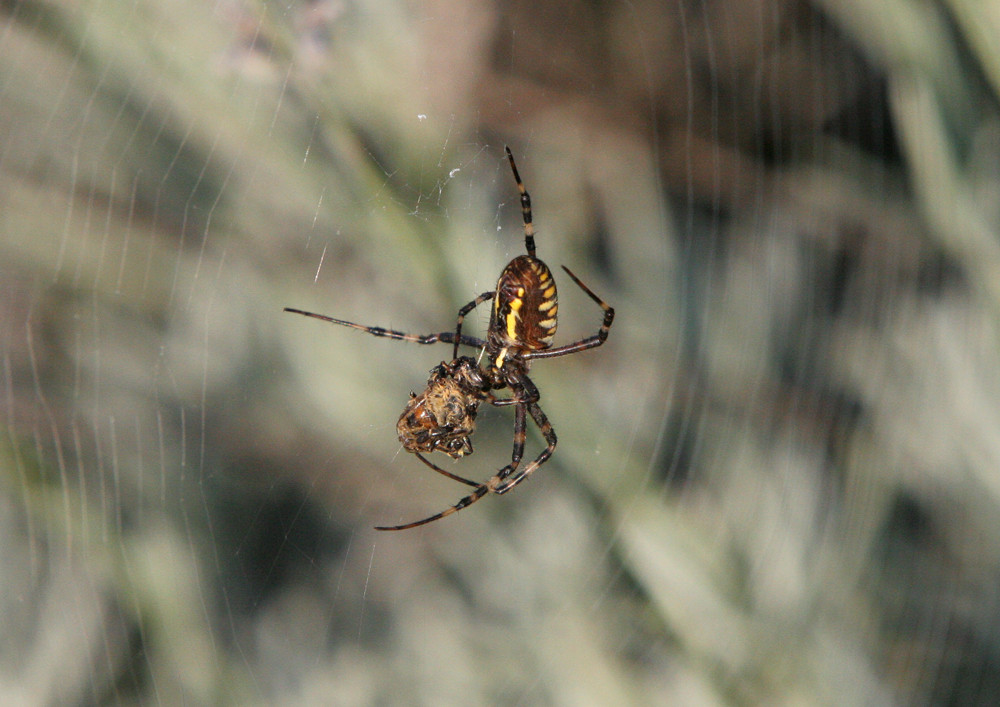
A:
[[373, 484, 491, 531], [493, 402, 529, 485], [489, 368, 547, 490], [494, 401, 557, 495]]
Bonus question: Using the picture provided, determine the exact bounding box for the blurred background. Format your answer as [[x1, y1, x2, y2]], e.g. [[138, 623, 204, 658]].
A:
[[3, 0, 1000, 704]]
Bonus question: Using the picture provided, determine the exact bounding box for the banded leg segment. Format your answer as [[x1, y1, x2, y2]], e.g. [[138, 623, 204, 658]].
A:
[[504, 145, 536, 258], [495, 401, 528, 482], [452, 291, 494, 360], [374, 483, 490, 531], [495, 401, 556, 494], [283, 308, 486, 350], [488, 370, 540, 408]]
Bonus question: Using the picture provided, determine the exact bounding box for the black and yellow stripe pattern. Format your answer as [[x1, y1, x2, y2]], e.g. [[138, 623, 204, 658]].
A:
[[488, 255, 559, 370]]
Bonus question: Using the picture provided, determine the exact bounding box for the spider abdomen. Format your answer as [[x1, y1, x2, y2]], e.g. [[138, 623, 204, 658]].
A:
[[489, 255, 559, 354]]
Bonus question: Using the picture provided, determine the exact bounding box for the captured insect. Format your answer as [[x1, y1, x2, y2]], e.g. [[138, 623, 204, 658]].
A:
[[285, 147, 614, 530]]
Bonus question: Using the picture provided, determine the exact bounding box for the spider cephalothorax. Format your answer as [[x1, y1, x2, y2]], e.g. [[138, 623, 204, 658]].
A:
[[285, 147, 614, 530]]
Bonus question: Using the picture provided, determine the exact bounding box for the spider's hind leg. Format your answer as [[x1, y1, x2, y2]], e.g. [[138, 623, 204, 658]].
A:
[[283, 308, 485, 349], [504, 146, 536, 258]]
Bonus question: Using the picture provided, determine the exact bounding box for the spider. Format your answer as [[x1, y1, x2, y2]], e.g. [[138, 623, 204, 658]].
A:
[[285, 147, 614, 530]]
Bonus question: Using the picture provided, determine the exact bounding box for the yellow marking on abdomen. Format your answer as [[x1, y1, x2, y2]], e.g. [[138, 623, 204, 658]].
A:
[[506, 297, 523, 340], [538, 299, 557, 312]]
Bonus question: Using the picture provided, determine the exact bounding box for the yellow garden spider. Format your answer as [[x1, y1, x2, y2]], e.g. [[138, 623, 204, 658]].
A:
[[285, 147, 614, 530]]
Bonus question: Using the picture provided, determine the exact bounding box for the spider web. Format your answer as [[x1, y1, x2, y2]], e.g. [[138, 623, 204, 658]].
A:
[[2, 0, 1000, 704]]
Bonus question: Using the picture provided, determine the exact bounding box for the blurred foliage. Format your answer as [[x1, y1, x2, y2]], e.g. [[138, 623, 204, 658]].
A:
[[2, 0, 1000, 704]]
